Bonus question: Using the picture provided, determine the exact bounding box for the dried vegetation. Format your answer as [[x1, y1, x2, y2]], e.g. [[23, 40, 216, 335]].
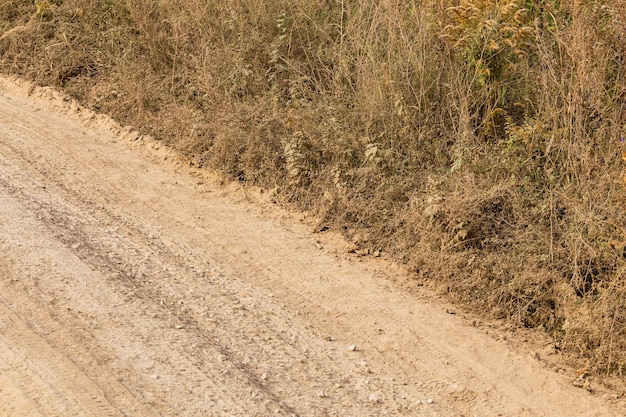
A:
[[2, 0, 626, 376]]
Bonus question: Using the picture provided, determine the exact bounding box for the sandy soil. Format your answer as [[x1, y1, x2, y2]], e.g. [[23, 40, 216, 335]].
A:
[[0, 76, 624, 416]]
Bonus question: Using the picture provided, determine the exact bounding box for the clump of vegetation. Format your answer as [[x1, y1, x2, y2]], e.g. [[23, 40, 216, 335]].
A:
[[2, 0, 626, 376]]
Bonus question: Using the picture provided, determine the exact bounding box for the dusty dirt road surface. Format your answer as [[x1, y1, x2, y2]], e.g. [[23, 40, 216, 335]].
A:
[[0, 76, 623, 417]]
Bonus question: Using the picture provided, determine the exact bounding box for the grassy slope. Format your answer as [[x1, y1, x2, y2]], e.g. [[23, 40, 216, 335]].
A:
[[2, 0, 626, 376]]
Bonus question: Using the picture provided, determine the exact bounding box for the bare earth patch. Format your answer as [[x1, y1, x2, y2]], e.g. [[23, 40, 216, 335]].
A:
[[0, 76, 623, 416]]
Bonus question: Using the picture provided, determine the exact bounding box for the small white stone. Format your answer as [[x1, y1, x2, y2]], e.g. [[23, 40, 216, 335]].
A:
[[368, 393, 379, 403], [348, 344, 357, 351], [318, 390, 326, 398], [425, 398, 434, 404], [261, 373, 267, 380]]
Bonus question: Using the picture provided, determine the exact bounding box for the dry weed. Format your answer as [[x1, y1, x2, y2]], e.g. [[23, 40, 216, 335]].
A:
[[2, 0, 626, 377]]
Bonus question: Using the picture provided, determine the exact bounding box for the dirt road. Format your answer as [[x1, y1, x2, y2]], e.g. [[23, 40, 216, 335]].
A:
[[0, 76, 622, 416]]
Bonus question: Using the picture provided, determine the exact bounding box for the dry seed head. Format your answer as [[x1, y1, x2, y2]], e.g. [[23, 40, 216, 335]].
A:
[[481, 19, 498, 31], [501, 2, 518, 18], [513, 9, 527, 24]]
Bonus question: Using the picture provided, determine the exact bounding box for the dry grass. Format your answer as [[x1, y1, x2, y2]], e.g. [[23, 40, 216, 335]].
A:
[[2, 0, 626, 376]]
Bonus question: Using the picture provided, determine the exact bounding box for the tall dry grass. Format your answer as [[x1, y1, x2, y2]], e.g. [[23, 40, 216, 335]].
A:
[[2, 0, 626, 376]]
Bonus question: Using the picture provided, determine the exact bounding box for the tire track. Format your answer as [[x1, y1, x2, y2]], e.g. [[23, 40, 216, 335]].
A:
[[0, 101, 415, 416], [0, 138, 305, 416], [0, 273, 159, 417]]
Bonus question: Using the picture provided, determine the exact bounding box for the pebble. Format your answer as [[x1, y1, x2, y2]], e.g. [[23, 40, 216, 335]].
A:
[[318, 390, 326, 398], [368, 393, 379, 403], [348, 344, 357, 352]]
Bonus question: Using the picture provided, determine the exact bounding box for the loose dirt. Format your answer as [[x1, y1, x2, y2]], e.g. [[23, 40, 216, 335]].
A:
[[0, 76, 623, 416]]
